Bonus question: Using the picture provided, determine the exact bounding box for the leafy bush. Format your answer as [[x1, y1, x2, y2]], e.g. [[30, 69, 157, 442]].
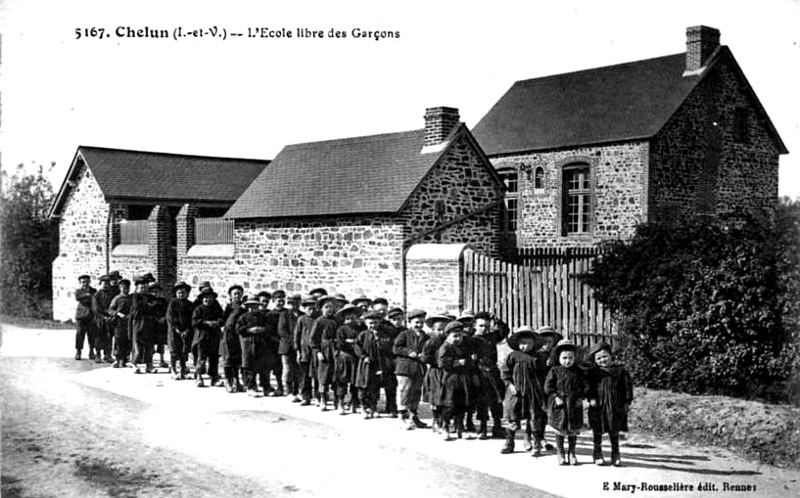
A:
[[583, 202, 800, 403], [1, 164, 58, 318]]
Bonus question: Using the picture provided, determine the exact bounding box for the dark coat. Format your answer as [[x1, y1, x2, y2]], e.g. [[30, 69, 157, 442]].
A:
[[220, 303, 245, 366], [278, 309, 301, 355], [354, 329, 383, 389], [473, 334, 504, 405], [151, 296, 168, 346], [310, 315, 339, 386], [128, 293, 158, 345], [191, 303, 223, 347], [501, 350, 547, 420], [334, 324, 360, 383], [294, 314, 316, 363], [166, 297, 193, 351], [544, 365, 586, 433], [393, 329, 428, 379], [108, 293, 132, 340], [438, 341, 479, 409], [586, 365, 633, 434], [75, 287, 96, 321], [237, 309, 270, 372], [422, 334, 446, 405]]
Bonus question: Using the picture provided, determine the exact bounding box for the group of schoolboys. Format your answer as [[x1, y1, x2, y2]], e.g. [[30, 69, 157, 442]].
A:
[[74, 272, 632, 466]]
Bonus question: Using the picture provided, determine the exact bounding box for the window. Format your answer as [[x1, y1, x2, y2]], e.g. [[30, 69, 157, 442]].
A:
[[733, 107, 749, 143], [498, 168, 519, 233], [534, 167, 544, 189], [562, 165, 591, 235]]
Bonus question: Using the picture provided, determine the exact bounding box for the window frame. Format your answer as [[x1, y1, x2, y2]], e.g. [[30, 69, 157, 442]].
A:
[[497, 167, 519, 234], [557, 160, 595, 238]]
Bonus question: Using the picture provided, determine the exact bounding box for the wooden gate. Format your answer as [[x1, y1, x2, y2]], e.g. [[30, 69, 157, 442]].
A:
[[461, 249, 615, 347]]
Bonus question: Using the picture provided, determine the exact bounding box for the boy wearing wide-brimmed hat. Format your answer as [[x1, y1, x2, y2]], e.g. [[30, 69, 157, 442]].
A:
[[393, 308, 429, 430], [166, 282, 193, 379], [333, 303, 363, 414], [500, 326, 547, 455], [544, 339, 587, 465], [438, 321, 478, 440], [586, 342, 632, 467], [191, 288, 224, 387]]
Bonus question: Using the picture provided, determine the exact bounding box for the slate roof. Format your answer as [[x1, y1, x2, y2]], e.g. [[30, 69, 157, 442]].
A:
[[225, 126, 466, 219], [50, 147, 269, 217]]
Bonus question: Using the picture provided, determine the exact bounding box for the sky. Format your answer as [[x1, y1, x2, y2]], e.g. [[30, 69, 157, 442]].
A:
[[1, 0, 799, 198]]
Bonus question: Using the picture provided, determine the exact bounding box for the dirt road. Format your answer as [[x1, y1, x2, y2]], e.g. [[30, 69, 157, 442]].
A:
[[2, 325, 798, 498]]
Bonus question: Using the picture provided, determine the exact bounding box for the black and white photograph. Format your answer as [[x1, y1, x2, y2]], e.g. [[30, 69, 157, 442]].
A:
[[1, 1, 799, 497]]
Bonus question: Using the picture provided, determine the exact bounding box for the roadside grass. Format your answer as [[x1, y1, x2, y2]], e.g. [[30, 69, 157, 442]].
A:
[[0, 315, 74, 330]]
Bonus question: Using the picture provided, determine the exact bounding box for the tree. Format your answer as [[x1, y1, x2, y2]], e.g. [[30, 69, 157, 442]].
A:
[[1, 163, 59, 318], [582, 206, 798, 402]]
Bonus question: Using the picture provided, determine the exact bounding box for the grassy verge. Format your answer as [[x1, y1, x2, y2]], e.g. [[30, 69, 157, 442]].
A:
[[630, 387, 800, 469], [0, 315, 74, 330]]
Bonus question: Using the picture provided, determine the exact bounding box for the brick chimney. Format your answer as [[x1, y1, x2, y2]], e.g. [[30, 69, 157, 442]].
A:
[[423, 107, 460, 148], [685, 25, 720, 75]]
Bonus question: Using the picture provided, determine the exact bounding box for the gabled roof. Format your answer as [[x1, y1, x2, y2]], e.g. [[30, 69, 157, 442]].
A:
[[472, 47, 787, 156], [226, 124, 489, 219], [49, 147, 270, 218]]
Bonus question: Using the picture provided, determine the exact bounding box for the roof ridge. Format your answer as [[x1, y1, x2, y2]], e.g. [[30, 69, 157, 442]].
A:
[[78, 145, 270, 163], [513, 51, 691, 85], [282, 128, 423, 149]]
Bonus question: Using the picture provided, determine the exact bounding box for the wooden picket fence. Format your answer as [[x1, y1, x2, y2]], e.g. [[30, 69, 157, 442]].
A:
[[462, 248, 616, 347]]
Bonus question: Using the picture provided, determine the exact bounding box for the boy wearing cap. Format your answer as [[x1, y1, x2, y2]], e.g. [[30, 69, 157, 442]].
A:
[[128, 277, 159, 373], [393, 309, 429, 430], [294, 296, 319, 405], [108, 279, 133, 367], [74, 274, 97, 360], [545, 339, 587, 465], [438, 321, 476, 440], [192, 288, 225, 387], [422, 312, 450, 433], [309, 296, 340, 410], [149, 283, 170, 369], [237, 297, 269, 396], [472, 312, 506, 439], [91, 275, 116, 364], [263, 290, 287, 396], [220, 285, 246, 392], [279, 293, 303, 401], [500, 327, 547, 455], [167, 282, 194, 379], [374, 300, 399, 417], [334, 303, 363, 414], [354, 311, 385, 418]]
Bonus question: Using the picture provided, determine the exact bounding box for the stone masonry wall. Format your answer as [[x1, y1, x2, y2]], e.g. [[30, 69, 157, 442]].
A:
[[402, 133, 503, 256], [52, 163, 109, 321], [650, 56, 780, 222], [178, 217, 407, 306], [491, 141, 649, 249]]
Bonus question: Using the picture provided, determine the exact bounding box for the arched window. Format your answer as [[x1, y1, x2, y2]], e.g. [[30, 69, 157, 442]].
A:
[[534, 167, 544, 189]]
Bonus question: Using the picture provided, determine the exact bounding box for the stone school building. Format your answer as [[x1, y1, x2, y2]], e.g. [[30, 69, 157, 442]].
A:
[[49, 26, 786, 321]]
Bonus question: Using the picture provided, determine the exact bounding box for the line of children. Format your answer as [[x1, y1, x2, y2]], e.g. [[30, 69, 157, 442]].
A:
[[74, 273, 633, 466]]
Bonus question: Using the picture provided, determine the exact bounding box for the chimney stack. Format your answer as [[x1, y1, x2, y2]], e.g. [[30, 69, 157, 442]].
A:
[[423, 107, 460, 148], [685, 25, 720, 74]]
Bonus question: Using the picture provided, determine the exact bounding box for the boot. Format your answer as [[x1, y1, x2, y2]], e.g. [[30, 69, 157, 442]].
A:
[[556, 435, 567, 465], [523, 424, 533, 452], [442, 422, 452, 441], [593, 432, 605, 465], [532, 438, 544, 457], [610, 433, 622, 467], [500, 429, 516, 454], [75, 349, 82, 360], [89, 350, 95, 360], [179, 362, 188, 380], [568, 435, 578, 465], [455, 417, 464, 439], [478, 421, 488, 440], [320, 392, 328, 411], [465, 413, 476, 433], [491, 418, 505, 439], [401, 411, 415, 430], [412, 413, 428, 429]]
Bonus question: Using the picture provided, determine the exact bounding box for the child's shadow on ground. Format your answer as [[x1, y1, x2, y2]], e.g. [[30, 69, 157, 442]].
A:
[[572, 442, 761, 476]]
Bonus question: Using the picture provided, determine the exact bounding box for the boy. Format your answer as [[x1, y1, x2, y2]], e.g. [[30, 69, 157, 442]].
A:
[[438, 321, 475, 440], [354, 310, 385, 419], [191, 288, 224, 387], [166, 282, 193, 379], [264, 290, 287, 396], [334, 303, 363, 414], [472, 311, 506, 439], [128, 276, 158, 374], [237, 297, 268, 396], [74, 274, 96, 360], [221, 285, 246, 392], [500, 327, 546, 455], [91, 274, 115, 363], [586, 342, 633, 466], [108, 279, 133, 367], [279, 293, 303, 401], [422, 312, 451, 433], [294, 296, 319, 405], [545, 339, 586, 465], [310, 295, 340, 410], [149, 283, 169, 369], [393, 309, 429, 430]]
